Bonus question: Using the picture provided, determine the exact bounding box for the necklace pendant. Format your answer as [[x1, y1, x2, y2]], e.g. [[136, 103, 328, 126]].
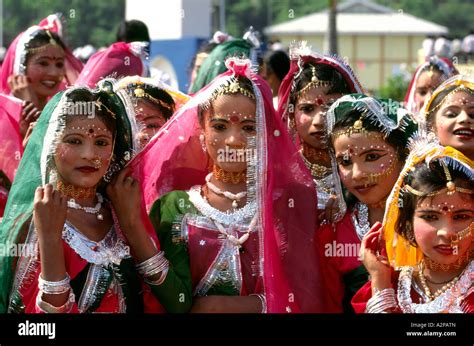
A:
[[97, 213, 104, 221], [232, 200, 238, 209]]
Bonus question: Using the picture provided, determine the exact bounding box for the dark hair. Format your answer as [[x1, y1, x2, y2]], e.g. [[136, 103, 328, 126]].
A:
[[198, 76, 255, 125], [418, 62, 444, 78], [187, 41, 218, 76], [331, 110, 410, 162], [297, 63, 351, 95], [395, 159, 474, 246], [116, 20, 150, 43], [24, 30, 66, 64], [135, 85, 176, 120], [264, 50, 290, 82], [64, 88, 117, 135]]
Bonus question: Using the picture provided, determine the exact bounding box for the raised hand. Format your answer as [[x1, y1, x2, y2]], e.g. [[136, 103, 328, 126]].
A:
[[34, 184, 67, 242], [106, 166, 142, 234], [359, 222, 392, 291], [8, 75, 39, 106], [20, 101, 41, 139]]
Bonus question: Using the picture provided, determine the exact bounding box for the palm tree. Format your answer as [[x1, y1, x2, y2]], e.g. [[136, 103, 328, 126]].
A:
[[328, 0, 338, 55]]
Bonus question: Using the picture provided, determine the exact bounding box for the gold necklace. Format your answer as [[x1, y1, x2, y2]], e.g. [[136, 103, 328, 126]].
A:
[[418, 261, 464, 301], [300, 152, 332, 180], [57, 180, 96, 200], [212, 165, 246, 184], [424, 250, 472, 272]]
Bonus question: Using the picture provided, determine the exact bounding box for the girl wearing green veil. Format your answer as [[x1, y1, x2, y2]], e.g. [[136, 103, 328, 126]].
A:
[[0, 80, 191, 313]]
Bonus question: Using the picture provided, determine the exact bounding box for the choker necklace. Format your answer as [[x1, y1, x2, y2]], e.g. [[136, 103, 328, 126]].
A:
[[301, 142, 329, 161], [300, 152, 332, 179], [205, 173, 246, 210], [418, 260, 465, 301], [57, 180, 96, 200], [212, 165, 246, 184], [424, 249, 472, 272], [67, 193, 104, 220]]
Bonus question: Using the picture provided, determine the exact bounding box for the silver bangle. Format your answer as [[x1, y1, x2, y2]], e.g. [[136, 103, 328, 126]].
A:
[[36, 290, 75, 313], [366, 288, 397, 313], [38, 273, 71, 295], [250, 293, 267, 313], [136, 251, 169, 278], [144, 266, 169, 286]]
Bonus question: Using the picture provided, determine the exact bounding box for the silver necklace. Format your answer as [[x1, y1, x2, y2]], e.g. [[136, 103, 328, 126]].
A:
[[67, 193, 104, 220]]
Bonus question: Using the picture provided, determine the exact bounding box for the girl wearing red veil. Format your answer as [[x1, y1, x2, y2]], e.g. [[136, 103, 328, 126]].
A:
[[277, 42, 364, 223], [128, 57, 326, 312]]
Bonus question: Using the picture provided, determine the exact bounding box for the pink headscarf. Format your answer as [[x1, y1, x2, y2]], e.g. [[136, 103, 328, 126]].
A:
[[277, 43, 364, 128], [404, 56, 458, 116], [0, 13, 83, 95], [129, 57, 326, 312], [75, 42, 148, 88]]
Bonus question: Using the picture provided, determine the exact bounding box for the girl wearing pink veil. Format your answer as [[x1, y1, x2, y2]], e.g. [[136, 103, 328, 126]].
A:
[[404, 56, 458, 122], [0, 13, 82, 218], [1, 13, 83, 109], [127, 57, 326, 312]]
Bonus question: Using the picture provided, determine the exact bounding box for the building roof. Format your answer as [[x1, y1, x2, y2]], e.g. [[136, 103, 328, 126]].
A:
[[264, 0, 448, 36]]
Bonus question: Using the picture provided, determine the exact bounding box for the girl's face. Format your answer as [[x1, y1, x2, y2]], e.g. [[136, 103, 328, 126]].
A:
[[55, 116, 114, 189], [414, 70, 443, 112], [135, 99, 167, 148], [434, 90, 474, 159], [294, 86, 342, 150], [413, 191, 473, 265], [25, 45, 65, 99], [333, 132, 403, 206], [202, 94, 256, 173]]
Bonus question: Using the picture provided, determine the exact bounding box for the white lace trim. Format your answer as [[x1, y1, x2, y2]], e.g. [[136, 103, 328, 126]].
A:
[[62, 222, 130, 266], [397, 261, 473, 313], [187, 185, 256, 226]]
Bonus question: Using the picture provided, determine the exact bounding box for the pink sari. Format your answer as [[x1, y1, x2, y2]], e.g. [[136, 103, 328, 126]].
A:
[[130, 58, 326, 312], [0, 94, 23, 217]]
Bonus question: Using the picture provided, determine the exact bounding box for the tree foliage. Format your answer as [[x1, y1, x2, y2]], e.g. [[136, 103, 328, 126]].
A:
[[224, 0, 473, 39], [2, 0, 125, 48]]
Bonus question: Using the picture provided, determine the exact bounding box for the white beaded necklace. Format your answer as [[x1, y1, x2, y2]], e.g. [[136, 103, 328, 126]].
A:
[[214, 215, 257, 248], [67, 193, 104, 220], [205, 173, 247, 210]]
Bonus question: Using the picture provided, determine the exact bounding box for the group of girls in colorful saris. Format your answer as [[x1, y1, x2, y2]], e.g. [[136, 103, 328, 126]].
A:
[[0, 15, 472, 314]]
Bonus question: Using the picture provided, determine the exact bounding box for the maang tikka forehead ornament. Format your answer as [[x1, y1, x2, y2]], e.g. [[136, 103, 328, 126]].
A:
[[404, 159, 474, 197], [132, 84, 174, 111], [207, 78, 256, 106], [296, 65, 333, 98], [423, 75, 474, 119]]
